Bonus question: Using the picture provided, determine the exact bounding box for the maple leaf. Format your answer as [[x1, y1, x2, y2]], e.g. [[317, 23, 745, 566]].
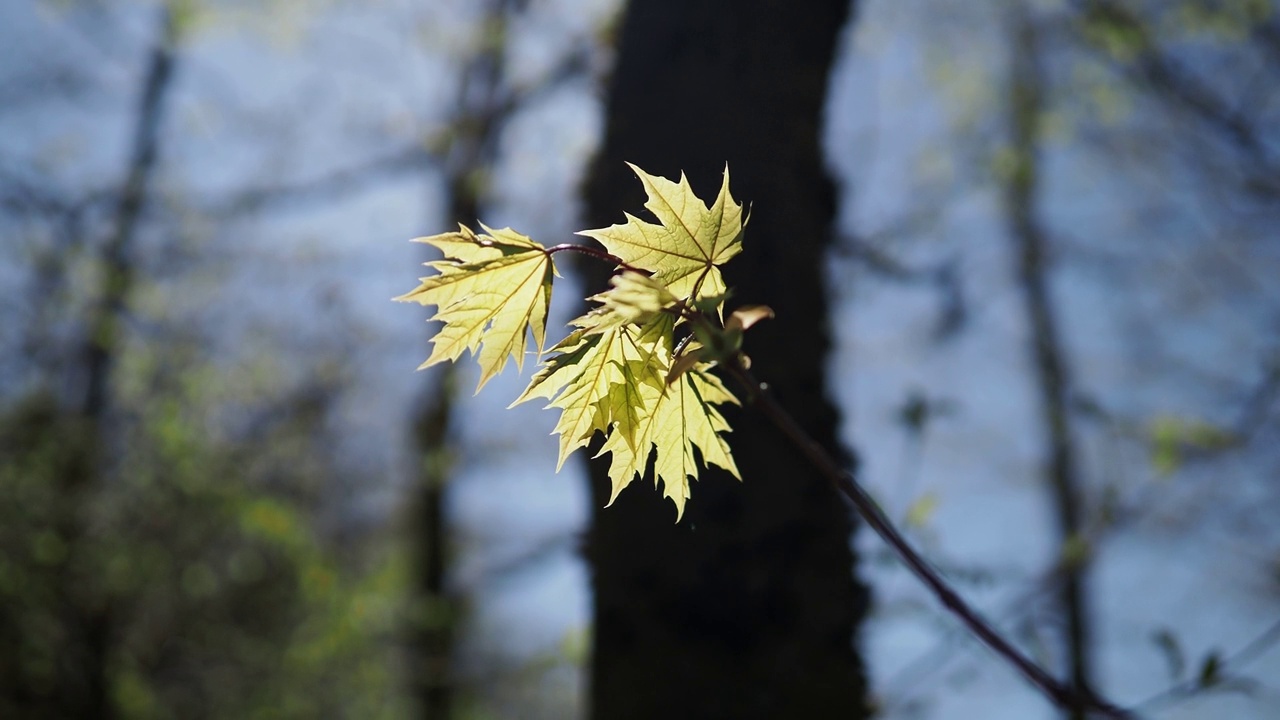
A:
[[598, 362, 740, 522], [398, 163, 749, 521], [578, 163, 744, 302], [512, 313, 672, 471], [581, 270, 679, 333], [396, 224, 554, 391]]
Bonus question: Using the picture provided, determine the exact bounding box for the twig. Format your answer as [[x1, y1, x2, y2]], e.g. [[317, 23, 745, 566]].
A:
[[1132, 617, 1280, 714], [722, 358, 1137, 719]]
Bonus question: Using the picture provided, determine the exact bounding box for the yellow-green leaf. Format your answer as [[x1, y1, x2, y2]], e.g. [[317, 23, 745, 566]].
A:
[[584, 271, 679, 332], [599, 363, 739, 522], [396, 224, 554, 391], [398, 164, 750, 521], [904, 493, 938, 529], [512, 315, 671, 470], [578, 163, 743, 302]]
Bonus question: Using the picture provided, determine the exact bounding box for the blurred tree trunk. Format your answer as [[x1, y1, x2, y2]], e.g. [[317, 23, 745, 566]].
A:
[[410, 367, 459, 720], [48, 8, 179, 720], [1006, 10, 1093, 719], [581, 2, 870, 718], [408, 2, 517, 717]]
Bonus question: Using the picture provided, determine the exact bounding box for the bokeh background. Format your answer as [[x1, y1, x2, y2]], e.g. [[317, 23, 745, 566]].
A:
[[1, 0, 1278, 718]]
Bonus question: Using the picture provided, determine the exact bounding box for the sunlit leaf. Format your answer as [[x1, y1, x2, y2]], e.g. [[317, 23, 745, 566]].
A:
[[588, 271, 678, 330], [599, 362, 739, 522], [511, 316, 669, 471], [400, 164, 749, 520], [578, 163, 743, 302], [396, 224, 554, 391]]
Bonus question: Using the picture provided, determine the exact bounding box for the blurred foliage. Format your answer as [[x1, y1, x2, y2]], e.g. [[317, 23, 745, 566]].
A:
[[1147, 414, 1238, 477], [0, 351, 411, 719]]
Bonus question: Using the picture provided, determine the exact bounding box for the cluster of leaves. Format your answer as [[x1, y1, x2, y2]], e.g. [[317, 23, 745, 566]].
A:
[[398, 164, 767, 520]]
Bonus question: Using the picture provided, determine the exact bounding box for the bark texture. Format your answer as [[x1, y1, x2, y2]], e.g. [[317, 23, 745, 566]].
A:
[[581, 2, 869, 718]]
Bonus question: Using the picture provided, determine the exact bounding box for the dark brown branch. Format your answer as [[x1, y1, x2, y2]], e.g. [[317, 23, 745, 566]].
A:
[[722, 358, 1136, 719], [848, 350, 1280, 714]]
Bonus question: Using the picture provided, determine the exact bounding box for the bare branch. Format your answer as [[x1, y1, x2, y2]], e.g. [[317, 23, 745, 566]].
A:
[[1132, 617, 1280, 713], [722, 357, 1137, 719]]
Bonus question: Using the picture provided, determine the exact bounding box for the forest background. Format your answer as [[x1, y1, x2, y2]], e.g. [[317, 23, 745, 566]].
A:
[[2, 0, 1278, 718]]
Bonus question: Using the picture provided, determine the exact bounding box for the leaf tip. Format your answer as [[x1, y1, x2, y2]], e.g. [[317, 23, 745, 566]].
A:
[[670, 496, 686, 523]]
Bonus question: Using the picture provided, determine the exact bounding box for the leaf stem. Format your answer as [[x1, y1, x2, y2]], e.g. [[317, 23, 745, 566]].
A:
[[545, 243, 649, 275], [722, 357, 1137, 719]]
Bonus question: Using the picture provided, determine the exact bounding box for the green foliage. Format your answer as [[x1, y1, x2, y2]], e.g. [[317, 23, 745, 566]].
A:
[[0, 362, 407, 720], [400, 165, 757, 520], [1147, 414, 1238, 476]]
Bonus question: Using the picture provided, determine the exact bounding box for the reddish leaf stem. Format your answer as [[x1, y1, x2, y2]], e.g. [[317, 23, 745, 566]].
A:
[[545, 242, 649, 275], [722, 358, 1137, 719]]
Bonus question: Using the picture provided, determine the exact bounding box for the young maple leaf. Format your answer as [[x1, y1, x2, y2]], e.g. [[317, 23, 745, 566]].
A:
[[511, 313, 671, 471], [573, 270, 679, 335], [396, 224, 555, 391], [398, 163, 748, 522], [578, 163, 743, 302], [598, 363, 740, 522]]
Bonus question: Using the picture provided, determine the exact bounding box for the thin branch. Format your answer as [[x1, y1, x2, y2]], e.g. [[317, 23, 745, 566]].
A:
[[1072, 0, 1280, 197], [199, 40, 592, 220], [203, 145, 435, 217], [1132, 617, 1280, 713], [722, 357, 1136, 719]]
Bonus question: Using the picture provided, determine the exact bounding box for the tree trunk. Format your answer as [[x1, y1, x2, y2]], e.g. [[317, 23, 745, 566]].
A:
[[1006, 11, 1093, 718], [581, 2, 869, 718], [409, 3, 520, 715], [56, 8, 179, 719]]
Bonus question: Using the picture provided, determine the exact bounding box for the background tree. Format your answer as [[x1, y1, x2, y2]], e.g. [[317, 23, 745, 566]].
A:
[[1, 1, 605, 717], [580, 1, 870, 718], [0, 4, 407, 718], [4, 0, 1279, 718], [826, 0, 1280, 716], [1006, 8, 1096, 717]]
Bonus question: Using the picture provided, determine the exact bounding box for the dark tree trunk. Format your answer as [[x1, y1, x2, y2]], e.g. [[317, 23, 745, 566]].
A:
[[580, 2, 869, 718]]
